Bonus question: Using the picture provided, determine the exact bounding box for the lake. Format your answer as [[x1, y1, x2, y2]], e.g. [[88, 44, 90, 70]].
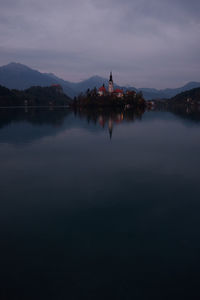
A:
[[0, 107, 200, 299]]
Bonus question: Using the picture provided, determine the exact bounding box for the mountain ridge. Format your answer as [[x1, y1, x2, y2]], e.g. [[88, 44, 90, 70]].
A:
[[0, 62, 199, 100]]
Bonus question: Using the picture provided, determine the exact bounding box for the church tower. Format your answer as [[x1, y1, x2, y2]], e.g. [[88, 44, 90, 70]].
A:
[[108, 72, 114, 94]]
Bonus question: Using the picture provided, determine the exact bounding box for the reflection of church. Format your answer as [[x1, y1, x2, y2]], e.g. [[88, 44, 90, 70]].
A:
[[98, 72, 124, 98], [74, 108, 145, 140], [98, 113, 124, 139]]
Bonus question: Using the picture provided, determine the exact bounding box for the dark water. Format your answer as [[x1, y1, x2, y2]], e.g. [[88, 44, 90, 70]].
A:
[[1, 107, 200, 299]]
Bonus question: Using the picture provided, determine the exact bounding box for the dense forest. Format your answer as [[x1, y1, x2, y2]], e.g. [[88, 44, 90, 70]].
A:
[[167, 87, 200, 105], [0, 85, 71, 107], [72, 88, 146, 108]]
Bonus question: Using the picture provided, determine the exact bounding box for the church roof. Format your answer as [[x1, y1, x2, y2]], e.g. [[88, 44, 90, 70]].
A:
[[126, 90, 136, 94], [99, 86, 107, 92], [114, 89, 123, 93]]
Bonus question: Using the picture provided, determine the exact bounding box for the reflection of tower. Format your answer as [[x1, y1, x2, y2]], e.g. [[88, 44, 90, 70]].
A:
[[98, 115, 105, 128], [108, 118, 113, 139], [108, 72, 114, 94]]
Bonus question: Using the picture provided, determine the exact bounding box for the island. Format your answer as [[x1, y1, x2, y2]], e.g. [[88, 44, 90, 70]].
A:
[[71, 72, 146, 109]]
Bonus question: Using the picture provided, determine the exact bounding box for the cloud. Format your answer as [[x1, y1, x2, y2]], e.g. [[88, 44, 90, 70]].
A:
[[0, 0, 200, 87]]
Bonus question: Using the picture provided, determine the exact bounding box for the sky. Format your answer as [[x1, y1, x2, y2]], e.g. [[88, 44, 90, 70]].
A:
[[0, 0, 200, 88]]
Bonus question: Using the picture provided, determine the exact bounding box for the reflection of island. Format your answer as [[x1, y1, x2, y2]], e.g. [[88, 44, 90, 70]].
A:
[[1, 106, 200, 145], [73, 108, 145, 139]]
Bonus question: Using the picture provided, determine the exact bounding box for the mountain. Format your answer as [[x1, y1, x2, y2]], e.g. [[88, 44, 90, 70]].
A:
[[75, 76, 108, 93], [0, 62, 200, 100], [0, 62, 75, 97], [0, 63, 122, 98], [0, 62, 53, 89], [137, 82, 200, 100], [160, 82, 200, 99], [137, 88, 167, 100]]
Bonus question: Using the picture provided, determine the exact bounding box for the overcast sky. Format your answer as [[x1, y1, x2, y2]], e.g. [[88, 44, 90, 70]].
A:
[[0, 0, 200, 88]]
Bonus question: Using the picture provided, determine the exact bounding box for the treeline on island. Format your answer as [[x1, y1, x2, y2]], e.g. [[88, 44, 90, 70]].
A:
[[72, 88, 146, 108], [0, 85, 71, 107]]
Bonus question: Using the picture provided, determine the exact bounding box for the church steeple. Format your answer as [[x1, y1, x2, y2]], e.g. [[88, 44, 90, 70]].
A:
[[109, 71, 113, 83], [108, 71, 114, 94]]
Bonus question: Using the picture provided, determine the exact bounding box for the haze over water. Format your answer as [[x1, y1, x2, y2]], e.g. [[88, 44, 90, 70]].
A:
[[1, 108, 200, 299]]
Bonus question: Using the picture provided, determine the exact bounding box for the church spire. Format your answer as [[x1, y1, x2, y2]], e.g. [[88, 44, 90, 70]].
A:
[[109, 71, 113, 82], [108, 71, 114, 94]]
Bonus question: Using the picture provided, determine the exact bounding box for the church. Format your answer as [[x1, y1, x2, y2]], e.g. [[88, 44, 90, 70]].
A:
[[98, 72, 124, 98]]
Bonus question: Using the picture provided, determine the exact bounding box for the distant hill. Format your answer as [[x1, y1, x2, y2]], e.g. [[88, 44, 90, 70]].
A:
[[0, 62, 54, 89], [160, 82, 200, 98], [0, 63, 75, 97], [0, 62, 200, 100], [0, 63, 122, 98], [75, 75, 123, 92], [135, 82, 200, 100], [168, 87, 200, 104]]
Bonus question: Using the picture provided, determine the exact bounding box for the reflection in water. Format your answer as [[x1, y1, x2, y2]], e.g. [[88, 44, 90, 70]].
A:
[[0, 107, 71, 130], [73, 107, 145, 139], [0, 108, 73, 145], [1, 107, 200, 299], [169, 105, 200, 122], [1, 106, 200, 140]]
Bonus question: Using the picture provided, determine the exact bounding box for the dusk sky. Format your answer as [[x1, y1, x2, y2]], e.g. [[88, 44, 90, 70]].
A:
[[0, 0, 200, 88]]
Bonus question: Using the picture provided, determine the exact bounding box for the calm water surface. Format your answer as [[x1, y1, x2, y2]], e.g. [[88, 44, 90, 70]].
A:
[[0, 108, 200, 299]]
